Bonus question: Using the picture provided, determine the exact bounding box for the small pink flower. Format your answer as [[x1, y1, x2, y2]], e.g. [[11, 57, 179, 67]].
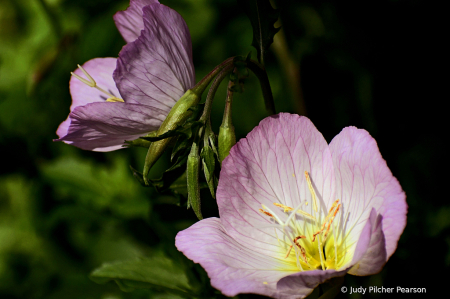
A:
[[176, 113, 407, 298], [56, 0, 194, 151]]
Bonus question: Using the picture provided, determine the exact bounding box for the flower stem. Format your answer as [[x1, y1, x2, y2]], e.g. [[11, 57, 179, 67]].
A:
[[199, 64, 234, 124], [247, 59, 276, 115]]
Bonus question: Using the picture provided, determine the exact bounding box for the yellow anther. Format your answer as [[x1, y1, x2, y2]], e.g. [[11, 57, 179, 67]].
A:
[[263, 282, 268, 285], [273, 202, 293, 212], [273, 202, 316, 220], [292, 173, 295, 177], [106, 97, 125, 102], [304, 171, 318, 212]]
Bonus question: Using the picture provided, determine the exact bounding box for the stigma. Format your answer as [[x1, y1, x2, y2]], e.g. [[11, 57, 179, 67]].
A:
[[71, 64, 124, 102]]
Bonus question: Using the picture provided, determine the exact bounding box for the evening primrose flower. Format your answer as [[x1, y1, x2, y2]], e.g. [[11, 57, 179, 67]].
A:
[[55, 0, 194, 151], [176, 113, 407, 298]]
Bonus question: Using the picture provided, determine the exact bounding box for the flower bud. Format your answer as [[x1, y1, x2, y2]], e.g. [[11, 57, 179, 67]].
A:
[[143, 89, 200, 185], [218, 124, 236, 163], [187, 149, 202, 220]]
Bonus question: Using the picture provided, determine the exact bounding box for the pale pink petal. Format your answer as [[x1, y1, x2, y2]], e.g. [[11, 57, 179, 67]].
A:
[[276, 269, 348, 298], [56, 102, 165, 151], [114, 4, 195, 111], [113, 0, 159, 43], [175, 218, 297, 298], [57, 58, 121, 138], [329, 127, 407, 264], [217, 113, 335, 254], [348, 209, 387, 275]]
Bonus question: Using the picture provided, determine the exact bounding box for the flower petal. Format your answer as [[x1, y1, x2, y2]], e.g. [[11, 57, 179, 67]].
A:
[[114, 3, 195, 112], [56, 102, 166, 151], [57, 58, 120, 138], [277, 269, 348, 298], [329, 127, 406, 266], [113, 0, 160, 43], [217, 113, 336, 252], [348, 208, 387, 275], [175, 218, 296, 298]]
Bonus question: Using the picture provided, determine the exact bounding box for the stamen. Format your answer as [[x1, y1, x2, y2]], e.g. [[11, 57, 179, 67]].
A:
[[71, 64, 124, 102], [273, 202, 293, 212], [304, 171, 318, 212], [259, 209, 274, 218], [273, 202, 315, 220], [293, 236, 308, 264], [106, 97, 124, 102], [312, 200, 340, 242], [261, 204, 285, 225], [284, 245, 293, 258], [323, 204, 340, 240]]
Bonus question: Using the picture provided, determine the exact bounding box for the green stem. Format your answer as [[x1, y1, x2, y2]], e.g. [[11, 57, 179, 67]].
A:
[[247, 59, 276, 115], [192, 57, 235, 96], [199, 64, 235, 123], [222, 78, 235, 128]]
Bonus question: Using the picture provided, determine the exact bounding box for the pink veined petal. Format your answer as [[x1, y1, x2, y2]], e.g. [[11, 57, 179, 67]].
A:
[[55, 102, 166, 151], [114, 3, 195, 111], [175, 218, 298, 298], [217, 113, 336, 254], [348, 208, 387, 275], [57, 58, 120, 138], [329, 127, 407, 268], [114, 0, 160, 43]]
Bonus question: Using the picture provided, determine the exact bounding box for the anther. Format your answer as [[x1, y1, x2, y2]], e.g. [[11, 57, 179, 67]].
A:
[[293, 237, 308, 264], [273, 202, 315, 220], [259, 209, 274, 218], [304, 171, 318, 212]]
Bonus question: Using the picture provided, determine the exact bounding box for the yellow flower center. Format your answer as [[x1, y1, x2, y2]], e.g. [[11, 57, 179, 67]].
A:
[[259, 171, 353, 272]]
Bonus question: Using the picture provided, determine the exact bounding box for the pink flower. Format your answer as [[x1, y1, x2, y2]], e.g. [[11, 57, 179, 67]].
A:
[[176, 113, 407, 298], [55, 0, 194, 151]]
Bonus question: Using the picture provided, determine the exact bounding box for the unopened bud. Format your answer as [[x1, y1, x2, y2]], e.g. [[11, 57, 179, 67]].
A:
[[143, 89, 200, 185], [187, 148, 202, 220], [218, 124, 236, 163]]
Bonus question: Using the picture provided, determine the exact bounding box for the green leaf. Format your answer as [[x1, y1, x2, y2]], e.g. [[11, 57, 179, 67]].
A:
[[90, 257, 196, 296], [208, 133, 219, 159], [200, 146, 217, 198], [238, 0, 280, 65]]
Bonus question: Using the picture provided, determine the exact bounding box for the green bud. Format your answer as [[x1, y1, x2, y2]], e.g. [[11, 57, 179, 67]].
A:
[[218, 124, 236, 163], [187, 149, 202, 220], [143, 89, 201, 185]]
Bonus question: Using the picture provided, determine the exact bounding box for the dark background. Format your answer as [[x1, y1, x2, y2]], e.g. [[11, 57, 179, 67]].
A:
[[0, 0, 443, 298]]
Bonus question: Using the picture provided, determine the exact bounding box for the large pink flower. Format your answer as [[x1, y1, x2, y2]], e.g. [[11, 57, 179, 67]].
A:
[[55, 0, 194, 151], [176, 113, 407, 298]]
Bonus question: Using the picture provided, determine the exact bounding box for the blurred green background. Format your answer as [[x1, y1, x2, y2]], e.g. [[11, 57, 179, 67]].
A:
[[0, 0, 443, 298]]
